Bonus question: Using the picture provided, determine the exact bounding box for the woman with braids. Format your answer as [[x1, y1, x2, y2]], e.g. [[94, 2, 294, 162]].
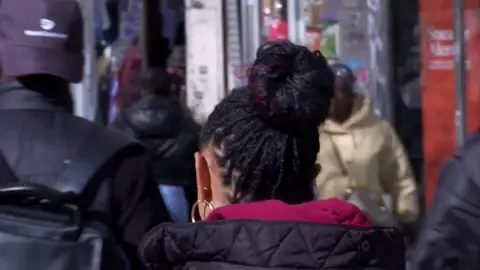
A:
[[138, 41, 405, 270]]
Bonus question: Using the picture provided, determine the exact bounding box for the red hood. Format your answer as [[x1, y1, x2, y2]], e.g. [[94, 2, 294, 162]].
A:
[[267, 20, 288, 41], [207, 198, 371, 227], [116, 45, 142, 107]]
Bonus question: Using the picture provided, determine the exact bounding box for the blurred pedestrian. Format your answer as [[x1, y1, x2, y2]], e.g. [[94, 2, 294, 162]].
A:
[[166, 45, 185, 80], [139, 41, 405, 270], [116, 36, 142, 114], [112, 68, 200, 223], [315, 63, 419, 230], [166, 45, 186, 104]]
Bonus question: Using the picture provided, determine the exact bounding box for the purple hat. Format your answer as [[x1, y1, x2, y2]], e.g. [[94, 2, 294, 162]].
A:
[[0, 0, 84, 83]]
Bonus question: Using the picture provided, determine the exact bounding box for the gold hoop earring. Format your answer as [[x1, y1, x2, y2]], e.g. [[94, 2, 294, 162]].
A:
[[190, 200, 215, 223]]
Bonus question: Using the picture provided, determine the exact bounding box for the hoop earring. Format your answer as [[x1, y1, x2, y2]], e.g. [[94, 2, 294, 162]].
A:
[[190, 200, 215, 223]]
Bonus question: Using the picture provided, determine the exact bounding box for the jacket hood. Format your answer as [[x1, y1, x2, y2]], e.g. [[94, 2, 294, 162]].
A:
[[123, 95, 184, 138], [139, 199, 406, 270], [323, 93, 379, 134]]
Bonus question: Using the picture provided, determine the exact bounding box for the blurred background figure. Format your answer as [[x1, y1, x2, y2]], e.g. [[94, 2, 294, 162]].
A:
[[114, 36, 142, 119], [166, 45, 185, 79], [166, 45, 186, 105], [112, 68, 200, 223], [265, 0, 287, 41], [315, 63, 419, 236]]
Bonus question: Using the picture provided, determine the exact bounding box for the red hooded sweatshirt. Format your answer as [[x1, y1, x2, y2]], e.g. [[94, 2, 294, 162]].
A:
[[116, 45, 142, 109], [207, 198, 371, 227]]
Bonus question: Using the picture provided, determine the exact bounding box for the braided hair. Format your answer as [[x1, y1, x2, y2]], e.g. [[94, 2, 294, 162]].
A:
[[200, 41, 334, 204]]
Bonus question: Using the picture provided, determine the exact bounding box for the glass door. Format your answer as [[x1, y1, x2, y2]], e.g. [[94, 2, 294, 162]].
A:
[[303, 0, 394, 122]]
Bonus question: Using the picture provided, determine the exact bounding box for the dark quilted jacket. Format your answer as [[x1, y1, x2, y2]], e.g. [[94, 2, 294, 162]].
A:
[[139, 219, 406, 270], [410, 132, 480, 269]]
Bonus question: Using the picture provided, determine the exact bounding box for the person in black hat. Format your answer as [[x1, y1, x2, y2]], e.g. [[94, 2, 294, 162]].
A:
[[0, 0, 171, 269]]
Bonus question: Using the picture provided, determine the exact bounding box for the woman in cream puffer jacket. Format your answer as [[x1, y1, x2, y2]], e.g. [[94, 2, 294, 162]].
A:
[[316, 63, 419, 226]]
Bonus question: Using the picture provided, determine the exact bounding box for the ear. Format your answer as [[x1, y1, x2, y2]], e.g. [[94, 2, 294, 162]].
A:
[[195, 152, 213, 220], [195, 152, 212, 202]]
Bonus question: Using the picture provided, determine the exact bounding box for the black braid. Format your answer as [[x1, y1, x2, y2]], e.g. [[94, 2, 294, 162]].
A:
[[200, 40, 334, 204]]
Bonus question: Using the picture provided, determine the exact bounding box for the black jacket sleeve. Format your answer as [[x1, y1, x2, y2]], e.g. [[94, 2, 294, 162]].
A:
[[411, 155, 480, 269], [112, 153, 172, 269]]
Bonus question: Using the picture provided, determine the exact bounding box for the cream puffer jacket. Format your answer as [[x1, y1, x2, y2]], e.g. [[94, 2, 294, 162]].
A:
[[316, 93, 419, 224]]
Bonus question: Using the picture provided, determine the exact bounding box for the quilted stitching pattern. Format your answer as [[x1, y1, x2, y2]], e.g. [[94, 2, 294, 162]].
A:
[[139, 220, 405, 270]]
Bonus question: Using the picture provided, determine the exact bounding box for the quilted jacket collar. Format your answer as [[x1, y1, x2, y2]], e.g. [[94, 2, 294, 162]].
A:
[[139, 219, 405, 270]]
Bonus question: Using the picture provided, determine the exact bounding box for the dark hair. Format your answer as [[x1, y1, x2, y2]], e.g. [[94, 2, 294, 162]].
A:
[[200, 40, 334, 204], [140, 68, 171, 96], [329, 62, 356, 87]]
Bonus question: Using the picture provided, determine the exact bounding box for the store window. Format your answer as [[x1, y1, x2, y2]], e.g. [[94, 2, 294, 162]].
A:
[[304, 0, 340, 57], [303, 0, 394, 120], [260, 0, 349, 58]]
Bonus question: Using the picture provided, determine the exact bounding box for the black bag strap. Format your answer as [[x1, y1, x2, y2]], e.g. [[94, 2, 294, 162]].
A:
[[52, 127, 143, 198]]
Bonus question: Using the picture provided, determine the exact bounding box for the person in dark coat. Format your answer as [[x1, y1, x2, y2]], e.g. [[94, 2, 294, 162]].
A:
[[0, 1, 171, 269], [113, 68, 200, 223], [410, 132, 480, 269], [138, 41, 406, 270]]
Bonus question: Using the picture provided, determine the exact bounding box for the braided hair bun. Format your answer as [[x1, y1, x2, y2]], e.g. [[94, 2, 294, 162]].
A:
[[200, 40, 335, 204], [248, 40, 334, 133]]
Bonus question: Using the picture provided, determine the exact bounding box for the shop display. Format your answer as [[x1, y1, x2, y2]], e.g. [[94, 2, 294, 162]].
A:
[[304, 1, 340, 56]]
